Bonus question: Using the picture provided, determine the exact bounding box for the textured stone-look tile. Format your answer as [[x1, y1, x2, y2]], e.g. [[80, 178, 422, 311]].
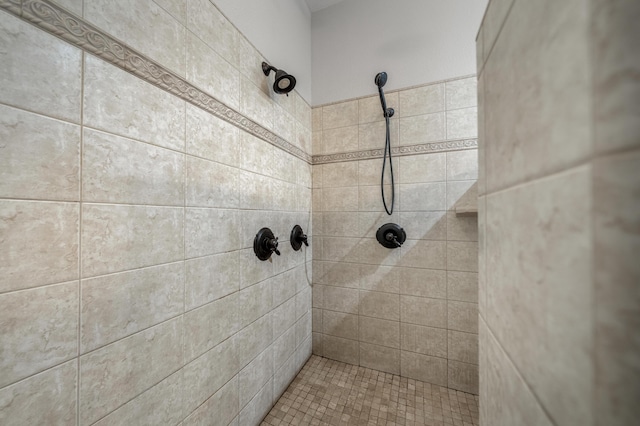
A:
[[447, 107, 478, 139], [321, 162, 358, 187], [449, 361, 479, 394], [399, 84, 444, 117], [401, 351, 447, 386], [187, 0, 239, 67], [186, 156, 239, 208], [0, 12, 81, 122], [399, 153, 446, 184], [94, 370, 183, 426], [400, 182, 446, 211], [446, 78, 478, 110], [322, 310, 358, 340], [400, 295, 446, 328], [359, 264, 398, 293], [186, 32, 240, 110], [401, 323, 447, 358], [449, 330, 479, 365], [447, 211, 479, 242], [85, 0, 185, 76], [447, 180, 477, 210], [358, 119, 399, 151], [239, 379, 273, 426], [321, 125, 358, 154], [83, 55, 185, 151], [447, 149, 478, 181], [358, 185, 393, 212], [399, 113, 445, 144], [82, 204, 183, 277], [0, 200, 79, 293], [359, 342, 400, 375], [359, 317, 400, 349], [400, 211, 447, 241], [185, 208, 241, 258], [80, 317, 183, 425], [312, 107, 323, 131], [322, 100, 358, 129], [0, 360, 77, 426], [83, 129, 184, 206], [185, 251, 239, 311], [359, 290, 399, 321], [322, 211, 360, 237], [323, 335, 359, 365], [323, 286, 359, 314], [50, 0, 82, 15], [236, 314, 272, 369], [321, 237, 359, 263], [399, 239, 446, 269], [186, 104, 240, 167], [81, 262, 183, 353], [448, 271, 478, 303], [273, 350, 298, 400], [0, 282, 78, 388], [593, 150, 640, 426], [447, 241, 479, 272], [238, 280, 272, 328], [240, 77, 274, 131], [239, 347, 273, 409], [183, 337, 238, 415], [184, 293, 239, 362], [359, 92, 398, 124], [183, 376, 238, 426], [273, 327, 296, 373], [312, 332, 323, 356], [0, 105, 80, 201], [153, 0, 186, 24], [449, 301, 478, 334], [486, 165, 592, 426], [399, 267, 447, 299]]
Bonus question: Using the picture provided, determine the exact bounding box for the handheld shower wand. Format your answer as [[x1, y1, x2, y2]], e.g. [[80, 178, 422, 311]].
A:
[[375, 72, 395, 215]]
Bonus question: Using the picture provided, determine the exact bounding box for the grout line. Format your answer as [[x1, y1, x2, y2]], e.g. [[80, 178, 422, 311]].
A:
[[77, 48, 85, 426]]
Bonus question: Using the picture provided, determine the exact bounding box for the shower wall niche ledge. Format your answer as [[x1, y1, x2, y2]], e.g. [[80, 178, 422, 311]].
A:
[[454, 181, 478, 217]]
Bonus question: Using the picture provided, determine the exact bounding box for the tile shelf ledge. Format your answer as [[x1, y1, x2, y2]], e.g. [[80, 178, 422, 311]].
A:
[[454, 181, 478, 217]]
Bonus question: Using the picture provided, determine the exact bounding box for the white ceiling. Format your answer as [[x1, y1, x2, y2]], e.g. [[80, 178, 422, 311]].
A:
[[304, 0, 346, 13]]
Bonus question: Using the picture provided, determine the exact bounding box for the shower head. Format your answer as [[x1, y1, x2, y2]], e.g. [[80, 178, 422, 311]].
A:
[[375, 72, 388, 88], [262, 62, 297, 95]]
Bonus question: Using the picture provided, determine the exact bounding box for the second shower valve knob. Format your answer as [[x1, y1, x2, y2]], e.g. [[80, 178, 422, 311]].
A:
[[253, 225, 309, 261]]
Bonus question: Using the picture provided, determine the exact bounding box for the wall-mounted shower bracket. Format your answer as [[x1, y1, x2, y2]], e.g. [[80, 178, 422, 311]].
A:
[[376, 223, 406, 249], [253, 227, 280, 261], [290, 225, 308, 251]]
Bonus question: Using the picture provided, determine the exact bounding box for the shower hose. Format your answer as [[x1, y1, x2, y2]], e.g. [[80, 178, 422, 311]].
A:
[[381, 112, 394, 215]]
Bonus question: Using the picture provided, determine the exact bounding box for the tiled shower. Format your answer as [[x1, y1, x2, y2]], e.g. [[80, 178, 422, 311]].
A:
[[1, 0, 638, 425]]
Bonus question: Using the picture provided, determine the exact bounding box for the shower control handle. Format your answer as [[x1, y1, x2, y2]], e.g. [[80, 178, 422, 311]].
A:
[[253, 227, 281, 261], [290, 225, 308, 251], [266, 237, 281, 256], [385, 232, 401, 247]]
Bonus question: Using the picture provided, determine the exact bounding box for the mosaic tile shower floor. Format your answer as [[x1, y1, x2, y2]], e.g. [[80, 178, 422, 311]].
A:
[[262, 356, 479, 426]]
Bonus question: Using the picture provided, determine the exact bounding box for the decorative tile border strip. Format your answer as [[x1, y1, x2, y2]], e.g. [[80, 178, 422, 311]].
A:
[[312, 139, 478, 164], [2, 0, 312, 163]]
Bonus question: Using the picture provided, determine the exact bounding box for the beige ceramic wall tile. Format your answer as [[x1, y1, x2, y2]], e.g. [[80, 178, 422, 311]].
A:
[[238, 346, 273, 409], [0, 360, 77, 426], [83, 55, 185, 151], [81, 262, 183, 353], [322, 335, 359, 365], [185, 251, 239, 310], [237, 280, 272, 328], [236, 313, 272, 370], [446, 107, 478, 140], [447, 241, 479, 272], [295, 94, 313, 130], [274, 105, 297, 145], [399, 182, 446, 211], [359, 317, 399, 348], [358, 119, 399, 151], [399, 153, 446, 184], [358, 211, 401, 239], [186, 156, 239, 208], [399, 84, 444, 117], [94, 370, 183, 426], [80, 317, 183, 425], [184, 293, 239, 362], [398, 240, 446, 270], [400, 295, 446, 328], [448, 330, 479, 364], [446, 150, 478, 181], [296, 123, 313, 155], [85, 0, 186, 76], [0, 105, 80, 201], [312, 107, 323, 132], [187, 0, 239, 67], [359, 92, 398, 124], [359, 265, 398, 294], [182, 376, 239, 426], [447, 180, 477, 210], [448, 271, 478, 303], [319, 310, 355, 341], [359, 342, 400, 375], [322, 100, 358, 129], [49, 0, 83, 15], [400, 211, 447, 241], [399, 113, 445, 144], [0, 12, 82, 122], [273, 327, 297, 372], [401, 323, 447, 358], [322, 286, 359, 314], [312, 332, 323, 356], [273, 297, 296, 338], [322, 162, 359, 187], [0, 282, 78, 388], [82, 204, 183, 278], [321, 261, 359, 288], [356, 238, 402, 267], [186, 32, 240, 110], [0, 200, 79, 293], [359, 290, 399, 321], [322, 212, 360, 238], [83, 129, 185, 206], [186, 103, 240, 167], [183, 337, 238, 415], [448, 361, 479, 394], [153, 0, 186, 24], [184, 208, 241, 258], [447, 212, 478, 242], [312, 308, 323, 332], [481, 0, 515, 64], [321, 125, 358, 154], [239, 378, 273, 426], [322, 187, 358, 212], [358, 185, 393, 212], [399, 268, 447, 299], [236, 34, 269, 96], [448, 301, 478, 333], [240, 77, 274, 131], [400, 351, 447, 386], [446, 78, 478, 110]]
